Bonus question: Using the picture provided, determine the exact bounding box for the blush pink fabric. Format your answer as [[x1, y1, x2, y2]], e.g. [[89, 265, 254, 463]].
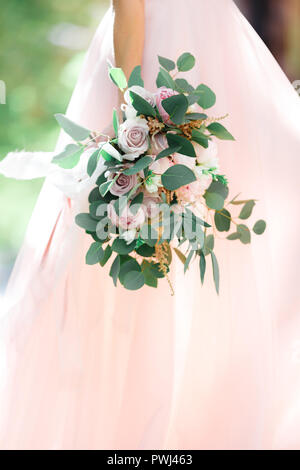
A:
[[1, 0, 300, 450]]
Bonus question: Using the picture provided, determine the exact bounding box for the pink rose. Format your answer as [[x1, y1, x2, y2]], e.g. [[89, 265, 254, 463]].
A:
[[107, 202, 145, 230], [118, 117, 149, 157], [155, 87, 178, 124], [109, 172, 137, 197]]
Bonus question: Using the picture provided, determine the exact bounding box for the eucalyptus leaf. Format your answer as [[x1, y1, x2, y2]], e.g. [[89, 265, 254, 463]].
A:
[[207, 122, 235, 141], [196, 85, 216, 110], [158, 56, 176, 72], [86, 242, 104, 265], [253, 220, 267, 235], [128, 65, 144, 87], [175, 78, 194, 93], [237, 224, 251, 244], [155, 145, 181, 161], [52, 144, 83, 169], [112, 238, 136, 255], [129, 91, 156, 117], [239, 200, 256, 220], [191, 129, 209, 148], [119, 258, 141, 284], [156, 68, 176, 90], [199, 251, 206, 284], [123, 156, 153, 175], [123, 271, 145, 290], [227, 232, 241, 241], [87, 149, 100, 177], [109, 67, 127, 91], [161, 164, 196, 191], [100, 245, 112, 267], [214, 209, 231, 232], [167, 133, 196, 157], [54, 114, 91, 141], [162, 94, 189, 125], [204, 180, 229, 211], [211, 252, 220, 294], [112, 109, 119, 136], [109, 255, 121, 286], [177, 52, 196, 72], [75, 213, 99, 232], [173, 247, 186, 264]]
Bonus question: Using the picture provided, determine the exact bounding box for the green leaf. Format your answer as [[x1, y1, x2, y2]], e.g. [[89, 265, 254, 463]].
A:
[[161, 94, 189, 125], [184, 250, 194, 273], [155, 145, 181, 161], [161, 164, 196, 191], [185, 113, 208, 122], [191, 129, 209, 148], [199, 251, 206, 284], [207, 122, 235, 141], [54, 114, 91, 141], [89, 200, 107, 219], [195, 85, 216, 110], [86, 242, 104, 265], [75, 213, 99, 232], [167, 133, 196, 157], [109, 67, 127, 91], [119, 258, 141, 284], [177, 52, 196, 72], [112, 109, 119, 136], [87, 149, 100, 177], [89, 186, 103, 203], [253, 220, 267, 235], [99, 180, 115, 197], [239, 200, 256, 220], [156, 68, 176, 90], [204, 180, 229, 211], [112, 238, 136, 255], [141, 260, 165, 279], [227, 232, 241, 241], [52, 144, 83, 169], [123, 156, 153, 175], [158, 56, 176, 72], [129, 91, 156, 117], [203, 234, 215, 256], [136, 244, 155, 257], [214, 209, 231, 232], [123, 271, 145, 290], [211, 252, 220, 294], [175, 78, 194, 93], [100, 244, 112, 267], [128, 65, 144, 87], [237, 224, 251, 244], [109, 255, 121, 286], [173, 247, 186, 265]]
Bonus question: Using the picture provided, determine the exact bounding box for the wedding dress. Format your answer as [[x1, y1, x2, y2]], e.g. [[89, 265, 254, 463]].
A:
[[0, 0, 300, 450]]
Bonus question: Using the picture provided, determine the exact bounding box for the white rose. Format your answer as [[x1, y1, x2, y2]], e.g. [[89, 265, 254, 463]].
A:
[[194, 141, 219, 170], [124, 85, 156, 108], [118, 117, 149, 156]]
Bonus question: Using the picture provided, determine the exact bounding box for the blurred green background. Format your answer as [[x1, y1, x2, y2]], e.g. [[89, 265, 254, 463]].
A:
[[0, 0, 109, 292], [0, 0, 299, 296]]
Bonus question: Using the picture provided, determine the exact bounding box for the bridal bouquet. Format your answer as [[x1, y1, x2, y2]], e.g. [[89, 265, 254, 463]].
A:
[[49, 53, 266, 293]]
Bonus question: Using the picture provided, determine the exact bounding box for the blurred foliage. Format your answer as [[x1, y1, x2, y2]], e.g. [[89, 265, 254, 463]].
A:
[[0, 0, 109, 254]]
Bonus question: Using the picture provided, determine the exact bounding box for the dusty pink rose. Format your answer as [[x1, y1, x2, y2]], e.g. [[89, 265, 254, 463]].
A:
[[109, 172, 137, 197], [156, 87, 178, 124], [107, 202, 145, 230], [118, 117, 149, 157]]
